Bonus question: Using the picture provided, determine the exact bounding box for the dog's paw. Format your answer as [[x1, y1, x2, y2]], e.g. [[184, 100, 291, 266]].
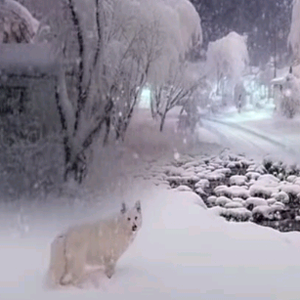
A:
[[60, 273, 72, 285]]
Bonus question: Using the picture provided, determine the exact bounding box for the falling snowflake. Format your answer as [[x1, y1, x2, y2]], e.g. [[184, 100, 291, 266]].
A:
[[284, 89, 292, 97], [174, 150, 180, 160]]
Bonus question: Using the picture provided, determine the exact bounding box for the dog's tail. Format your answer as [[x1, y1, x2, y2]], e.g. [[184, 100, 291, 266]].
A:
[[43, 234, 67, 289]]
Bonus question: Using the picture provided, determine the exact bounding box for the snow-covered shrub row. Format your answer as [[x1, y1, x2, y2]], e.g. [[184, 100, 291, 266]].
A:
[[148, 150, 300, 232]]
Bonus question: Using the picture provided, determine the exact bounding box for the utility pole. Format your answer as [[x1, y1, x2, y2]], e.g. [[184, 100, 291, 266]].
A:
[[274, 25, 277, 79]]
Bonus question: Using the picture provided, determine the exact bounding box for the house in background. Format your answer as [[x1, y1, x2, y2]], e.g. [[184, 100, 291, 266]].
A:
[[0, 43, 65, 198]]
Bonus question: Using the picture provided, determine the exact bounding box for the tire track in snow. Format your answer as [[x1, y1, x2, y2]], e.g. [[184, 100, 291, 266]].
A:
[[202, 118, 297, 159]]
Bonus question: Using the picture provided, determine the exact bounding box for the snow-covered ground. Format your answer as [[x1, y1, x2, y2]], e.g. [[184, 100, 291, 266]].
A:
[[203, 106, 300, 162], [2, 107, 300, 300], [2, 182, 300, 300], [206, 106, 300, 154]]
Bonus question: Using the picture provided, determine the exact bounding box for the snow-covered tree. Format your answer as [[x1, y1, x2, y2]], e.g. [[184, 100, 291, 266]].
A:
[[271, 68, 300, 118], [280, 73, 300, 118], [288, 0, 300, 62], [206, 32, 249, 104], [151, 61, 204, 132], [36, 0, 202, 182], [147, 0, 202, 131], [0, 0, 40, 43]]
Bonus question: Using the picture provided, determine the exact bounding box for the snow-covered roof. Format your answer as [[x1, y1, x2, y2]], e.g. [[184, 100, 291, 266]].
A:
[[270, 76, 286, 85], [0, 44, 58, 75], [0, 0, 40, 41]]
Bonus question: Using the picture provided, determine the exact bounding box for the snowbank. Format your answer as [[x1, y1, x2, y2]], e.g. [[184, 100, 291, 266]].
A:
[[2, 185, 300, 299]]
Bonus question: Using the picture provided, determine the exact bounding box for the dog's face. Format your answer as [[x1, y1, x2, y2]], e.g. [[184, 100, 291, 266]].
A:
[[121, 201, 142, 232]]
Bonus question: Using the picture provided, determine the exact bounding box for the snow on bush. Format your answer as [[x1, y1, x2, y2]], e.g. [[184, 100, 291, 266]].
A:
[[245, 197, 268, 210], [249, 184, 278, 199], [267, 198, 277, 205], [162, 148, 300, 232], [232, 197, 245, 203], [273, 191, 290, 204], [254, 165, 268, 174], [229, 175, 247, 186], [279, 183, 300, 198], [227, 161, 242, 169], [181, 174, 200, 185], [196, 170, 211, 179], [207, 196, 217, 206], [216, 196, 232, 207], [287, 175, 297, 183], [206, 171, 225, 181], [246, 172, 261, 180], [195, 187, 207, 196], [224, 202, 243, 209], [293, 178, 300, 185], [272, 202, 285, 209], [164, 166, 185, 177], [239, 158, 255, 168], [219, 207, 252, 222], [166, 176, 182, 187], [195, 179, 210, 190], [214, 185, 250, 200], [214, 185, 229, 197], [252, 205, 283, 222], [226, 186, 250, 199], [256, 174, 280, 186], [216, 168, 231, 175]]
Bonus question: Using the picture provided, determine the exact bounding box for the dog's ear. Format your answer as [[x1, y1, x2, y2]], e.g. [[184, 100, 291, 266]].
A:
[[135, 200, 141, 213], [121, 202, 127, 214]]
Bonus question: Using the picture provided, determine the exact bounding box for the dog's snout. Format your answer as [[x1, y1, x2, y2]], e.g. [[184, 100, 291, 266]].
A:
[[132, 224, 137, 231]]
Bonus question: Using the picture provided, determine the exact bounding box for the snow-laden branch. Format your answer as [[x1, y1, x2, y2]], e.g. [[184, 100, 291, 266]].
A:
[[40, 0, 202, 182]]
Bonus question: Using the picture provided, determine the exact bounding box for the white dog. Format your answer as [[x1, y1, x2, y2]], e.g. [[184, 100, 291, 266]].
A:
[[46, 201, 142, 288]]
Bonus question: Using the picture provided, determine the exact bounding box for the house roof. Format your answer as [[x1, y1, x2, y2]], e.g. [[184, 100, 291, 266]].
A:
[[0, 43, 59, 76]]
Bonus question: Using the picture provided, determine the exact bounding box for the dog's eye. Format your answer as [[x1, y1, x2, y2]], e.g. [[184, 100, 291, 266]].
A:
[[135, 216, 138, 220], [127, 218, 131, 221]]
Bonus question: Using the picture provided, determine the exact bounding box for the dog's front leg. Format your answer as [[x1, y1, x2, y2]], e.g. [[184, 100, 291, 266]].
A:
[[104, 261, 116, 279]]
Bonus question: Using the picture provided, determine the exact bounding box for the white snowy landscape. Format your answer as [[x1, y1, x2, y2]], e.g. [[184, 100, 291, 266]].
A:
[[3, 0, 300, 299], [1, 109, 300, 299]]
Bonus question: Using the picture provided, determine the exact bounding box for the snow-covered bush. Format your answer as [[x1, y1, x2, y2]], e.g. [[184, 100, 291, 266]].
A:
[[219, 207, 252, 222], [216, 196, 232, 207], [244, 197, 268, 210], [229, 175, 247, 186]]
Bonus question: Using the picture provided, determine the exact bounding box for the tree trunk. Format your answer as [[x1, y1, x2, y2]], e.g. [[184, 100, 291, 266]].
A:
[[159, 110, 167, 132], [150, 97, 157, 119], [64, 152, 87, 184]]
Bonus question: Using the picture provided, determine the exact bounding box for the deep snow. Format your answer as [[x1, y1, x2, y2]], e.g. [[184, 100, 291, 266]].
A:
[[2, 182, 300, 300]]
